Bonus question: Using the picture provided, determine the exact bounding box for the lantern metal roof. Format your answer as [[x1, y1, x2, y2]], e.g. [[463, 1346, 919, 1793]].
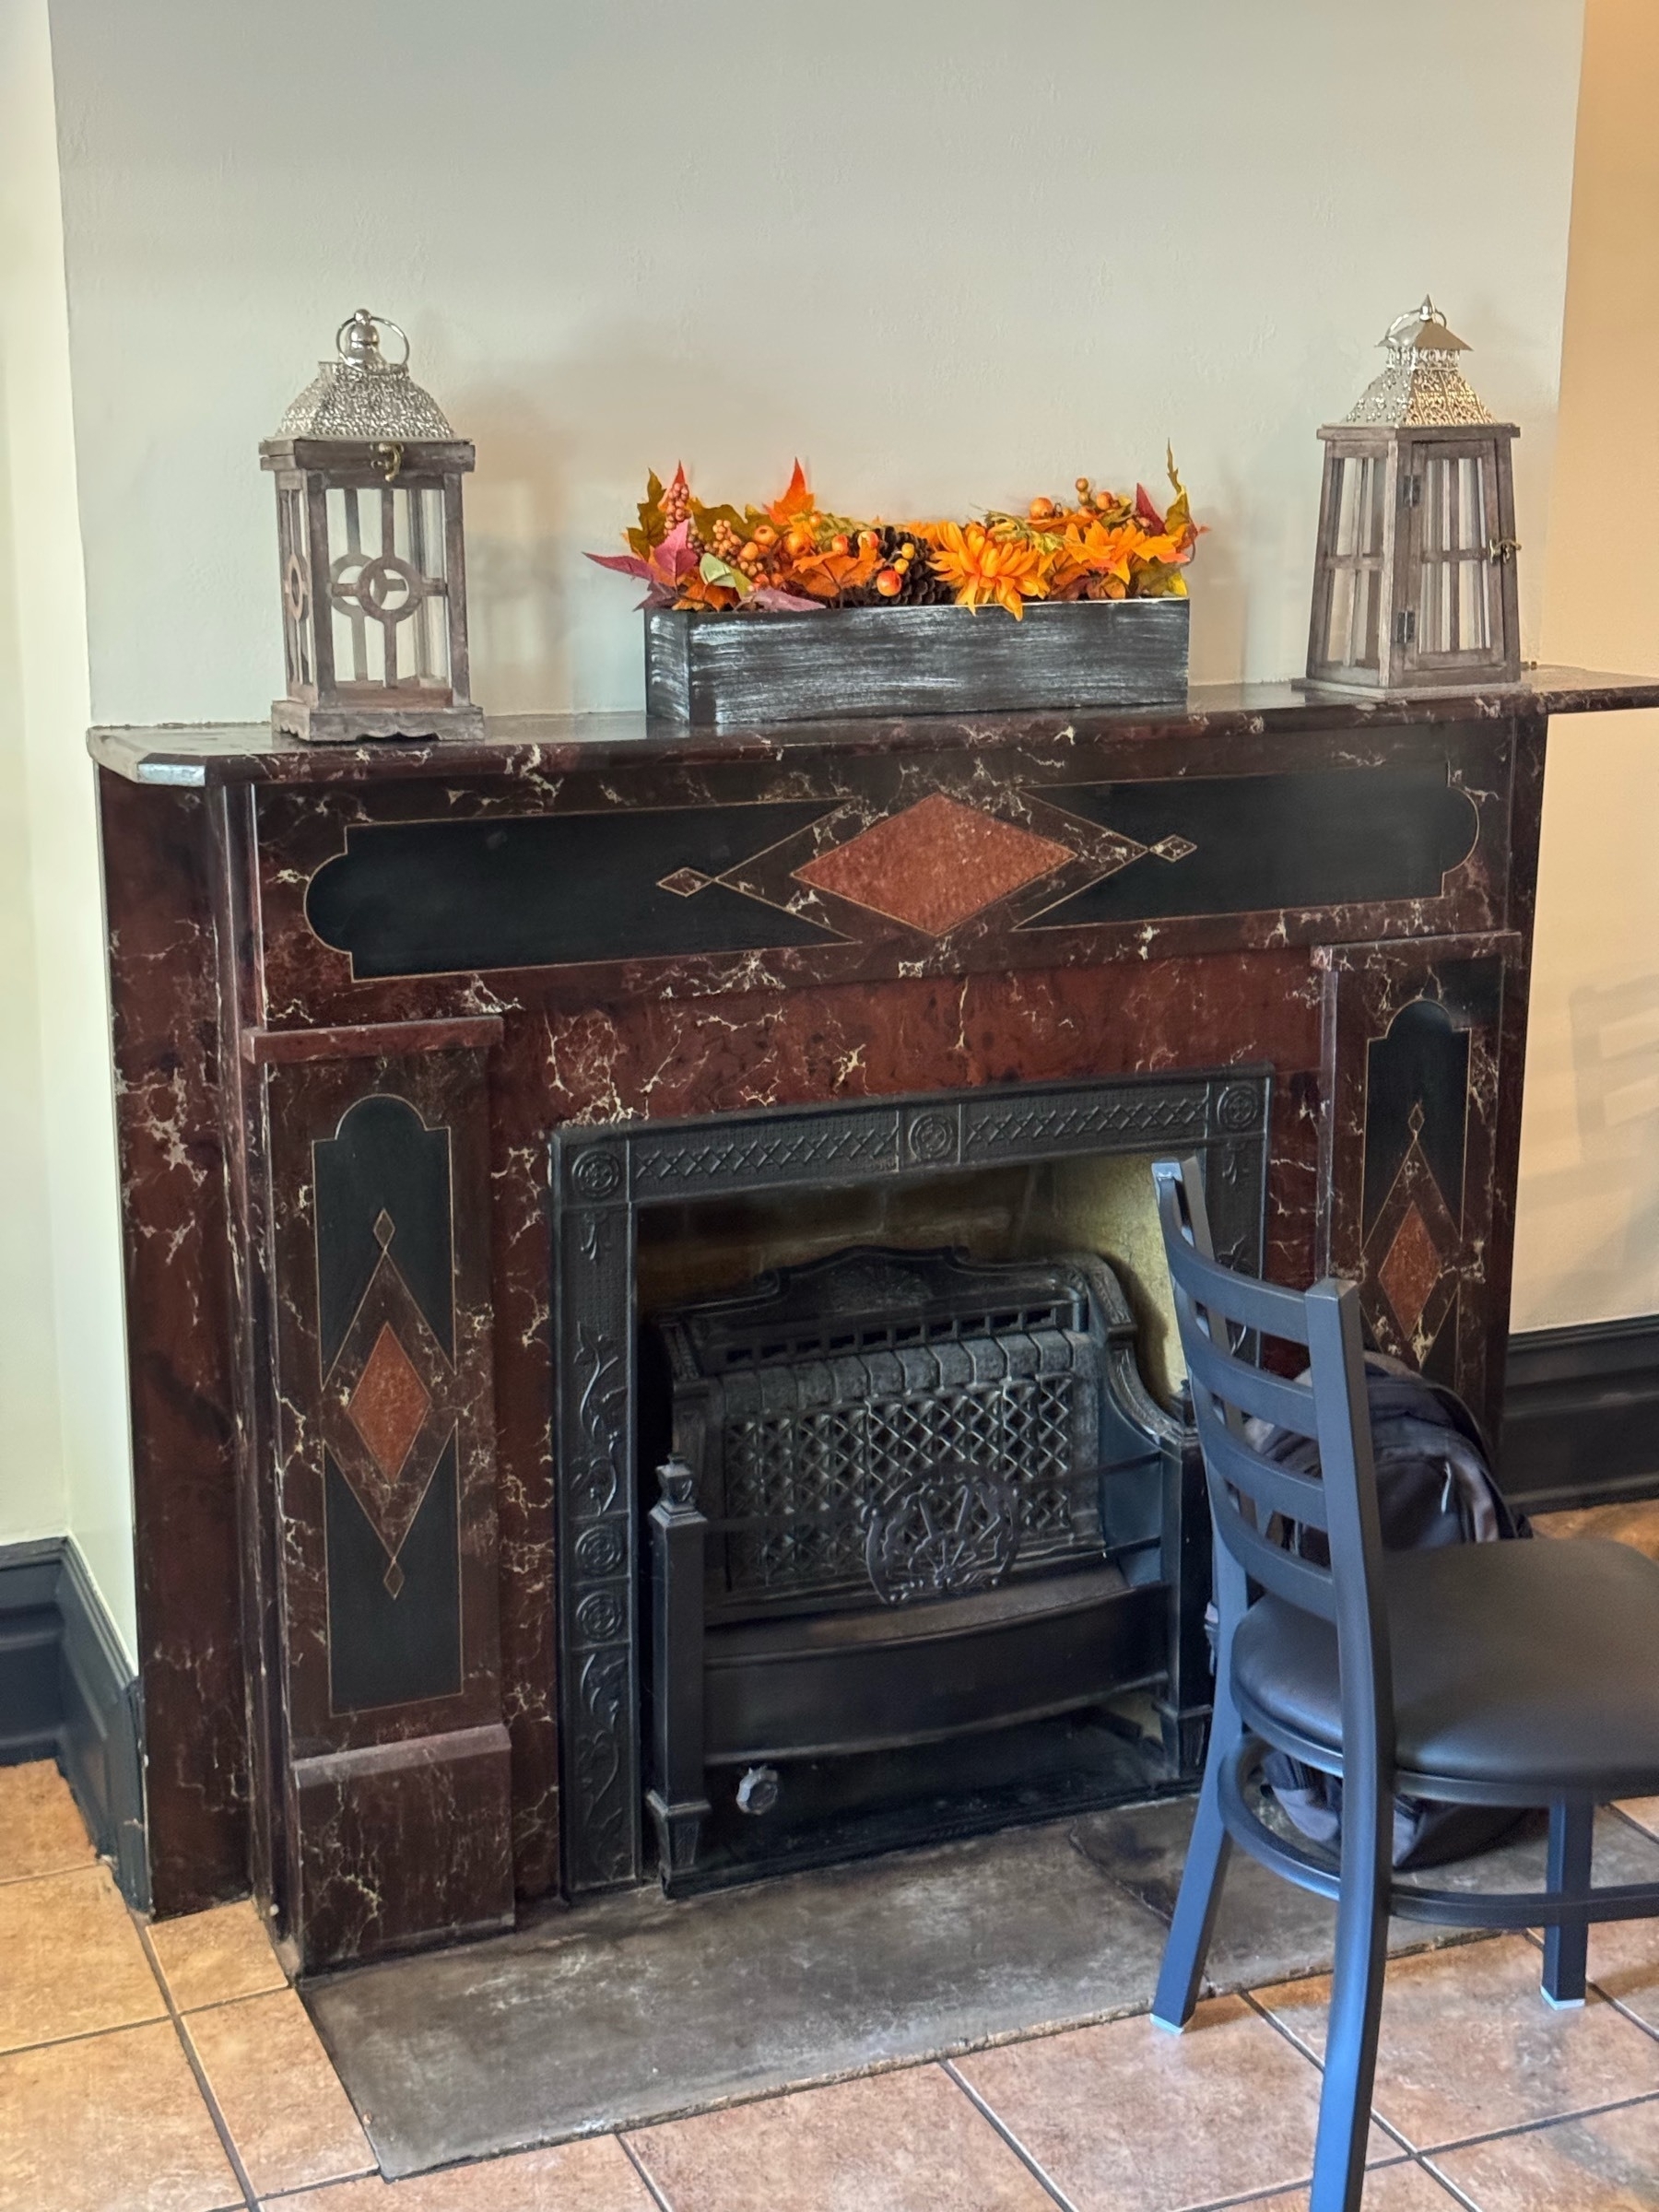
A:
[[1340, 298, 1496, 429], [272, 309, 454, 441]]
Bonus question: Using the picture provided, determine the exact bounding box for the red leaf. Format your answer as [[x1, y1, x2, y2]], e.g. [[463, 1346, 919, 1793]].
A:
[[653, 518, 699, 581], [587, 549, 656, 580], [1134, 483, 1166, 531]]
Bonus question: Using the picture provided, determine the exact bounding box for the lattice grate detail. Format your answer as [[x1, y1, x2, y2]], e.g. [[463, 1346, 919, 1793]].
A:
[[721, 1374, 1081, 1598]]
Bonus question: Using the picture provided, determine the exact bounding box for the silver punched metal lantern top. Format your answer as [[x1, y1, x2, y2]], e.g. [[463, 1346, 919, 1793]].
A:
[[273, 309, 454, 441], [1341, 297, 1497, 429]]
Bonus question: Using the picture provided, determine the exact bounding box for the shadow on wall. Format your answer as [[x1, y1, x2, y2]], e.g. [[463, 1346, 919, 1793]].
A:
[[450, 329, 1276, 713], [1522, 971, 1659, 1320], [460, 389, 570, 715]]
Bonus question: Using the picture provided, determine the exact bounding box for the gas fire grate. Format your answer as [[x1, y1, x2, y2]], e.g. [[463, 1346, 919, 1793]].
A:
[[655, 1246, 1125, 1617]]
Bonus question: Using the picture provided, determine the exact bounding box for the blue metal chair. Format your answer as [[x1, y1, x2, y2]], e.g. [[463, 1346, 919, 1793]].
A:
[[1149, 1154, 1659, 2212]]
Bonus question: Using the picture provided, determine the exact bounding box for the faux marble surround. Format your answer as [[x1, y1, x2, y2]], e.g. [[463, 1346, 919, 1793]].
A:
[[88, 669, 1656, 1963]]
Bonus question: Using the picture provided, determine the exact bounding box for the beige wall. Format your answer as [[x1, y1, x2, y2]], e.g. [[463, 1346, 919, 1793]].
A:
[[0, 0, 68, 1553], [1517, 0, 1659, 1329], [0, 0, 134, 1652], [47, 0, 1584, 724]]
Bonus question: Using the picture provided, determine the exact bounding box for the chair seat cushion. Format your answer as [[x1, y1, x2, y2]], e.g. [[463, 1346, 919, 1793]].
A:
[[1231, 1536, 1659, 1796]]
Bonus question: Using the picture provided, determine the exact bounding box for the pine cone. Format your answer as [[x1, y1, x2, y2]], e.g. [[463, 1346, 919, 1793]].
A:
[[842, 526, 954, 609]]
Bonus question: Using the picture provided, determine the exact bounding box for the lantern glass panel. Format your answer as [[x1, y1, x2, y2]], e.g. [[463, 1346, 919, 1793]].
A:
[[1322, 451, 1386, 671], [279, 483, 315, 690], [1418, 452, 1493, 656], [324, 481, 453, 694]]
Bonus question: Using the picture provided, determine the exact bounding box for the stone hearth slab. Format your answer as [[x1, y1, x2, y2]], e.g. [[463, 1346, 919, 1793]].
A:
[[303, 1797, 1659, 2179], [305, 1814, 1171, 2177]]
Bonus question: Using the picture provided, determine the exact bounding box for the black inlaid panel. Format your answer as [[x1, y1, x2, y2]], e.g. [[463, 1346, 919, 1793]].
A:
[[1362, 998, 1470, 1236], [325, 1441, 461, 1712], [1036, 762, 1477, 926], [307, 805, 840, 978], [314, 1095, 453, 1363]]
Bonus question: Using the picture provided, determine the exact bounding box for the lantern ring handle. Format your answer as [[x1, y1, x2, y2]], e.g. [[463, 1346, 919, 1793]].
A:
[[1384, 298, 1447, 345], [335, 312, 410, 368]]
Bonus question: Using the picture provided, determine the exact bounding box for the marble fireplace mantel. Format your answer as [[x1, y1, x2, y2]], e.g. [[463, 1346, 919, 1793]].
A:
[[89, 667, 1659, 1969]]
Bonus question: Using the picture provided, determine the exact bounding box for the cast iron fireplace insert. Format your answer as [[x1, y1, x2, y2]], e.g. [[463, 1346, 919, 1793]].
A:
[[549, 1064, 1272, 1896], [643, 1241, 1186, 1889]]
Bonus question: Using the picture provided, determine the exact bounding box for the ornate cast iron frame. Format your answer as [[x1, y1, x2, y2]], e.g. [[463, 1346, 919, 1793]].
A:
[[549, 1066, 1273, 1895]]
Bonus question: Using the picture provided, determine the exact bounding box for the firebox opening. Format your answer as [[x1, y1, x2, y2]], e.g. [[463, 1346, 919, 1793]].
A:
[[632, 1150, 1195, 1893], [636, 1152, 1182, 1403]]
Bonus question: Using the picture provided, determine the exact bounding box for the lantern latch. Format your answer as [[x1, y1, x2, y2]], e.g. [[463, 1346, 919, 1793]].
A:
[[1393, 609, 1418, 647], [1488, 535, 1521, 565]]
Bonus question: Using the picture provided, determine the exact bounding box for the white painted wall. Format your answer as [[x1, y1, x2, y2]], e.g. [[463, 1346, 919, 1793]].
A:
[[1513, 0, 1659, 1330], [0, 0, 1605, 1646], [0, 0, 134, 1654]]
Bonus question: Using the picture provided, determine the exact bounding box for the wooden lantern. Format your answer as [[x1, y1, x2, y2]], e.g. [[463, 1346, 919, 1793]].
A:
[[1306, 300, 1520, 696], [261, 310, 484, 744]]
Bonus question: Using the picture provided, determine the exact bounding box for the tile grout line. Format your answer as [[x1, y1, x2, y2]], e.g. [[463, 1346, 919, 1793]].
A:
[[1606, 1802, 1659, 1848], [1242, 1978, 1659, 2162], [617, 2131, 676, 2211], [1517, 1921, 1659, 2048], [1596, 1985, 1659, 2046], [131, 1915, 263, 2212], [940, 2057, 1081, 2212], [1238, 1987, 1418, 2160], [1408, 2085, 1659, 2161], [0, 1860, 102, 1888], [1410, 2154, 1483, 2212], [0, 2010, 171, 2063]]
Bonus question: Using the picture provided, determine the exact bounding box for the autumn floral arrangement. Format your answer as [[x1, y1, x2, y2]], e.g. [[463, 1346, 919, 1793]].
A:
[[588, 456, 1202, 620]]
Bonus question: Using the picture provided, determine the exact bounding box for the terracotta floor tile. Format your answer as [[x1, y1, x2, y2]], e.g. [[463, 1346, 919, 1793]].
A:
[[183, 1985, 373, 2196], [1243, 2162, 1466, 2212], [148, 1897, 288, 2011], [0, 1862, 163, 2053], [1619, 1801, 1659, 1843], [0, 2018, 241, 2212], [1257, 1934, 1659, 2151], [955, 1994, 1396, 2211], [1535, 1502, 1659, 1561], [1430, 2095, 1659, 2208], [1586, 1911, 1659, 2037], [268, 2135, 657, 2206], [0, 1761, 97, 1882], [629, 2064, 1055, 2212]]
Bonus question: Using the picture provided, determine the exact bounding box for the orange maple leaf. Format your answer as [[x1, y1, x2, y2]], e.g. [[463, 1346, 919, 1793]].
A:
[[789, 533, 883, 600], [767, 460, 816, 529]]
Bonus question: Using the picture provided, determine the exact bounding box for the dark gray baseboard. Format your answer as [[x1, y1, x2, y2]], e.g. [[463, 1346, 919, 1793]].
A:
[[0, 1536, 147, 1909], [1500, 1313, 1659, 1515]]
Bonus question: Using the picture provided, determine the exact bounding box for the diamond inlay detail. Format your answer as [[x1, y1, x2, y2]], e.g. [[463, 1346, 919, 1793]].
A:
[[1378, 1204, 1441, 1340], [347, 1322, 431, 1483], [794, 793, 1072, 936], [1149, 834, 1197, 863], [658, 867, 712, 899]]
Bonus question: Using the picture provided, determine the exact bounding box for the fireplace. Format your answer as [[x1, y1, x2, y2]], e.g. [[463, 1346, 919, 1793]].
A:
[[88, 668, 1659, 1967], [550, 1071, 1267, 1893]]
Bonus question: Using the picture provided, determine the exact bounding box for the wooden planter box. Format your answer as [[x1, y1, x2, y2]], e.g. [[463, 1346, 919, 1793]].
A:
[[644, 596, 1190, 727]]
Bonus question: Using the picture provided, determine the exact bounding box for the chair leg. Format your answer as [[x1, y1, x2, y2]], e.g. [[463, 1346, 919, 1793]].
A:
[[1542, 1799, 1594, 2009], [1309, 1765, 1392, 2212], [1150, 1709, 1236, 2032]]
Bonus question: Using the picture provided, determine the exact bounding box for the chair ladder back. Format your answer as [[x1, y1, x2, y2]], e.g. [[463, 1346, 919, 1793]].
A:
[[1152, 1158, 1394, 1725]]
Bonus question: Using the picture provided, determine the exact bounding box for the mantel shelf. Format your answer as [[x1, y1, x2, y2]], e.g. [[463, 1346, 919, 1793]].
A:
[[88, 665, 1659, 789]]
